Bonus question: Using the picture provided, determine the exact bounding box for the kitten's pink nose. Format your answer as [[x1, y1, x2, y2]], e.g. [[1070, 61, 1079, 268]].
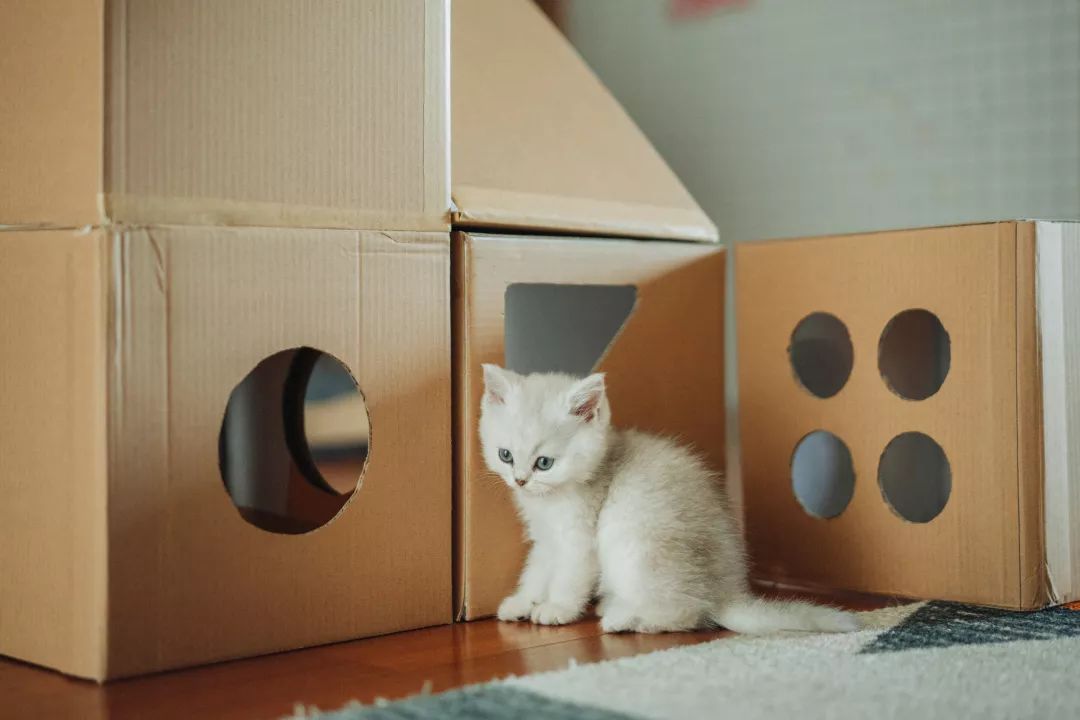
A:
[[515, 477, 528, 487]]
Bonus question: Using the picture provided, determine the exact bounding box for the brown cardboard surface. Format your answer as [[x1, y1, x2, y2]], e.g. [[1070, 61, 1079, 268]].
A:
[[0, 227, 452, 680], [1015, 222, 1048, 608], [451, 0, 717, 242], [0, 230, 109, 679], [0, 0, 104, 226], [737, 222, 1034, 608], [454, 231, 726, 620], [2, 1, 449, 230]]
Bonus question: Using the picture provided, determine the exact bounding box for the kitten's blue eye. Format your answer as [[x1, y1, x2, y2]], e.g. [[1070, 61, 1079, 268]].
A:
[[534, 456, 555, 471], [498, 448, 513, 464]]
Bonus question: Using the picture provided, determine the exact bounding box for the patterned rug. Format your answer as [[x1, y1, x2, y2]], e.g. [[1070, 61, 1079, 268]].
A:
[[290, 602, 1080, 719]]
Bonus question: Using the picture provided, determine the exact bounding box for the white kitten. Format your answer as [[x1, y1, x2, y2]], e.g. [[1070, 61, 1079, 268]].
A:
[[479, 365, 859, 634]]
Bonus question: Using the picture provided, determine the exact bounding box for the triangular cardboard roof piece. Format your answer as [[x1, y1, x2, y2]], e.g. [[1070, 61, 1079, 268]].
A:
[[452, 0, 718, 243]]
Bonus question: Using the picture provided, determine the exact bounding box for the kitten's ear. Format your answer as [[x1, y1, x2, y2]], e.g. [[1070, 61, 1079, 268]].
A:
[[482, 364, 516, 405], [568, 373, 607, 422]]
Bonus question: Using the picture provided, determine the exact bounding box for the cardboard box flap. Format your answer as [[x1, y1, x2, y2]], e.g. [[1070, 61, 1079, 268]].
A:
[[451, 0, 717, 243]]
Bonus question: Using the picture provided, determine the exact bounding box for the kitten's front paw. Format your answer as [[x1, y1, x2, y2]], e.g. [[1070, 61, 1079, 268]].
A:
[[530, 601, 583, 626], [497, 594, 537, 622], [600, 609, 639, 634]]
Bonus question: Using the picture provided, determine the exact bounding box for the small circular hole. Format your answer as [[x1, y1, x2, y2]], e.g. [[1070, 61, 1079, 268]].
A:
[[878, 309, 950, 400], [218, 348, 370, 534], [789, 312, 854, 398], [791, 430, 856, 519], [878, 432, 951, 523]]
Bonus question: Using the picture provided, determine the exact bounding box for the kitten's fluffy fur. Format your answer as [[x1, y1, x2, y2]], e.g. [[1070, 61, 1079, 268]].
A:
[[479, 365, 858, 634]]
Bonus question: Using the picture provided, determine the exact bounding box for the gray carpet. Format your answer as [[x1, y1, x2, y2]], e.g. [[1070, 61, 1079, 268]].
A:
[[290, 602, 1080, 720]]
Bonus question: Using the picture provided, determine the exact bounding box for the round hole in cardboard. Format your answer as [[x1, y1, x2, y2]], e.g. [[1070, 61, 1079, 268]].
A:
[[789, 312, 854, 398], [791, 430, 855, 519], [878, 432, 951, 523], [878, 309, 950, 400], [218, 348, 370, 535]]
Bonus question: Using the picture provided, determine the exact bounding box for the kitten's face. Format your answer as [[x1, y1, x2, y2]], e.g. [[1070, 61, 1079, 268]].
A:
[[479, 366, 610, 496]]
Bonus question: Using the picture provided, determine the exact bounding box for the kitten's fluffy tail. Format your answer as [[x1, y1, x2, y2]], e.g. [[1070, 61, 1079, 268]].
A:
[[711, 596, 860, 634]]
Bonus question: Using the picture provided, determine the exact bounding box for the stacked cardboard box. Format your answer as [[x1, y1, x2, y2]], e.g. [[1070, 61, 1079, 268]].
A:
[[0, 0, 453, 680]]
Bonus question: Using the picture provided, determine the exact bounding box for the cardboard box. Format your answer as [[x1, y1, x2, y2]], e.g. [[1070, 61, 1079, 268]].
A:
[[737, 221, 1080, 610], [1, 0, 452, 679], [453, 232, 726, 619], [0, 226, 452, 680], [449, 0, 724, 620], [0, 0, 450, 230]]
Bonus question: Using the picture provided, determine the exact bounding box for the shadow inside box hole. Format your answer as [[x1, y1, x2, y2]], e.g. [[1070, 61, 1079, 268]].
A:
[[219, 347, 370, 535]]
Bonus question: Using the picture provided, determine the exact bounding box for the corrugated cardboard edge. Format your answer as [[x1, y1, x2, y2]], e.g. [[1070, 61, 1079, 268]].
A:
[[79, 228, 113, 683], [90, 232, 112, 684], [103, 225, 170, 678], [1014, 220, 1049, 609], [452, 231, 471, 620], [452, 186, 719, 244]]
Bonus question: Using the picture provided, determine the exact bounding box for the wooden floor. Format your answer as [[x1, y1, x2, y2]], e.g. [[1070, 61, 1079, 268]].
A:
[[2, 591, 890, 720]]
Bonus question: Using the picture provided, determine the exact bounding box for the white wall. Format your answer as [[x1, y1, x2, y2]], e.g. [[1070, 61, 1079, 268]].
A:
[[567, 0, 1080, 242]]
